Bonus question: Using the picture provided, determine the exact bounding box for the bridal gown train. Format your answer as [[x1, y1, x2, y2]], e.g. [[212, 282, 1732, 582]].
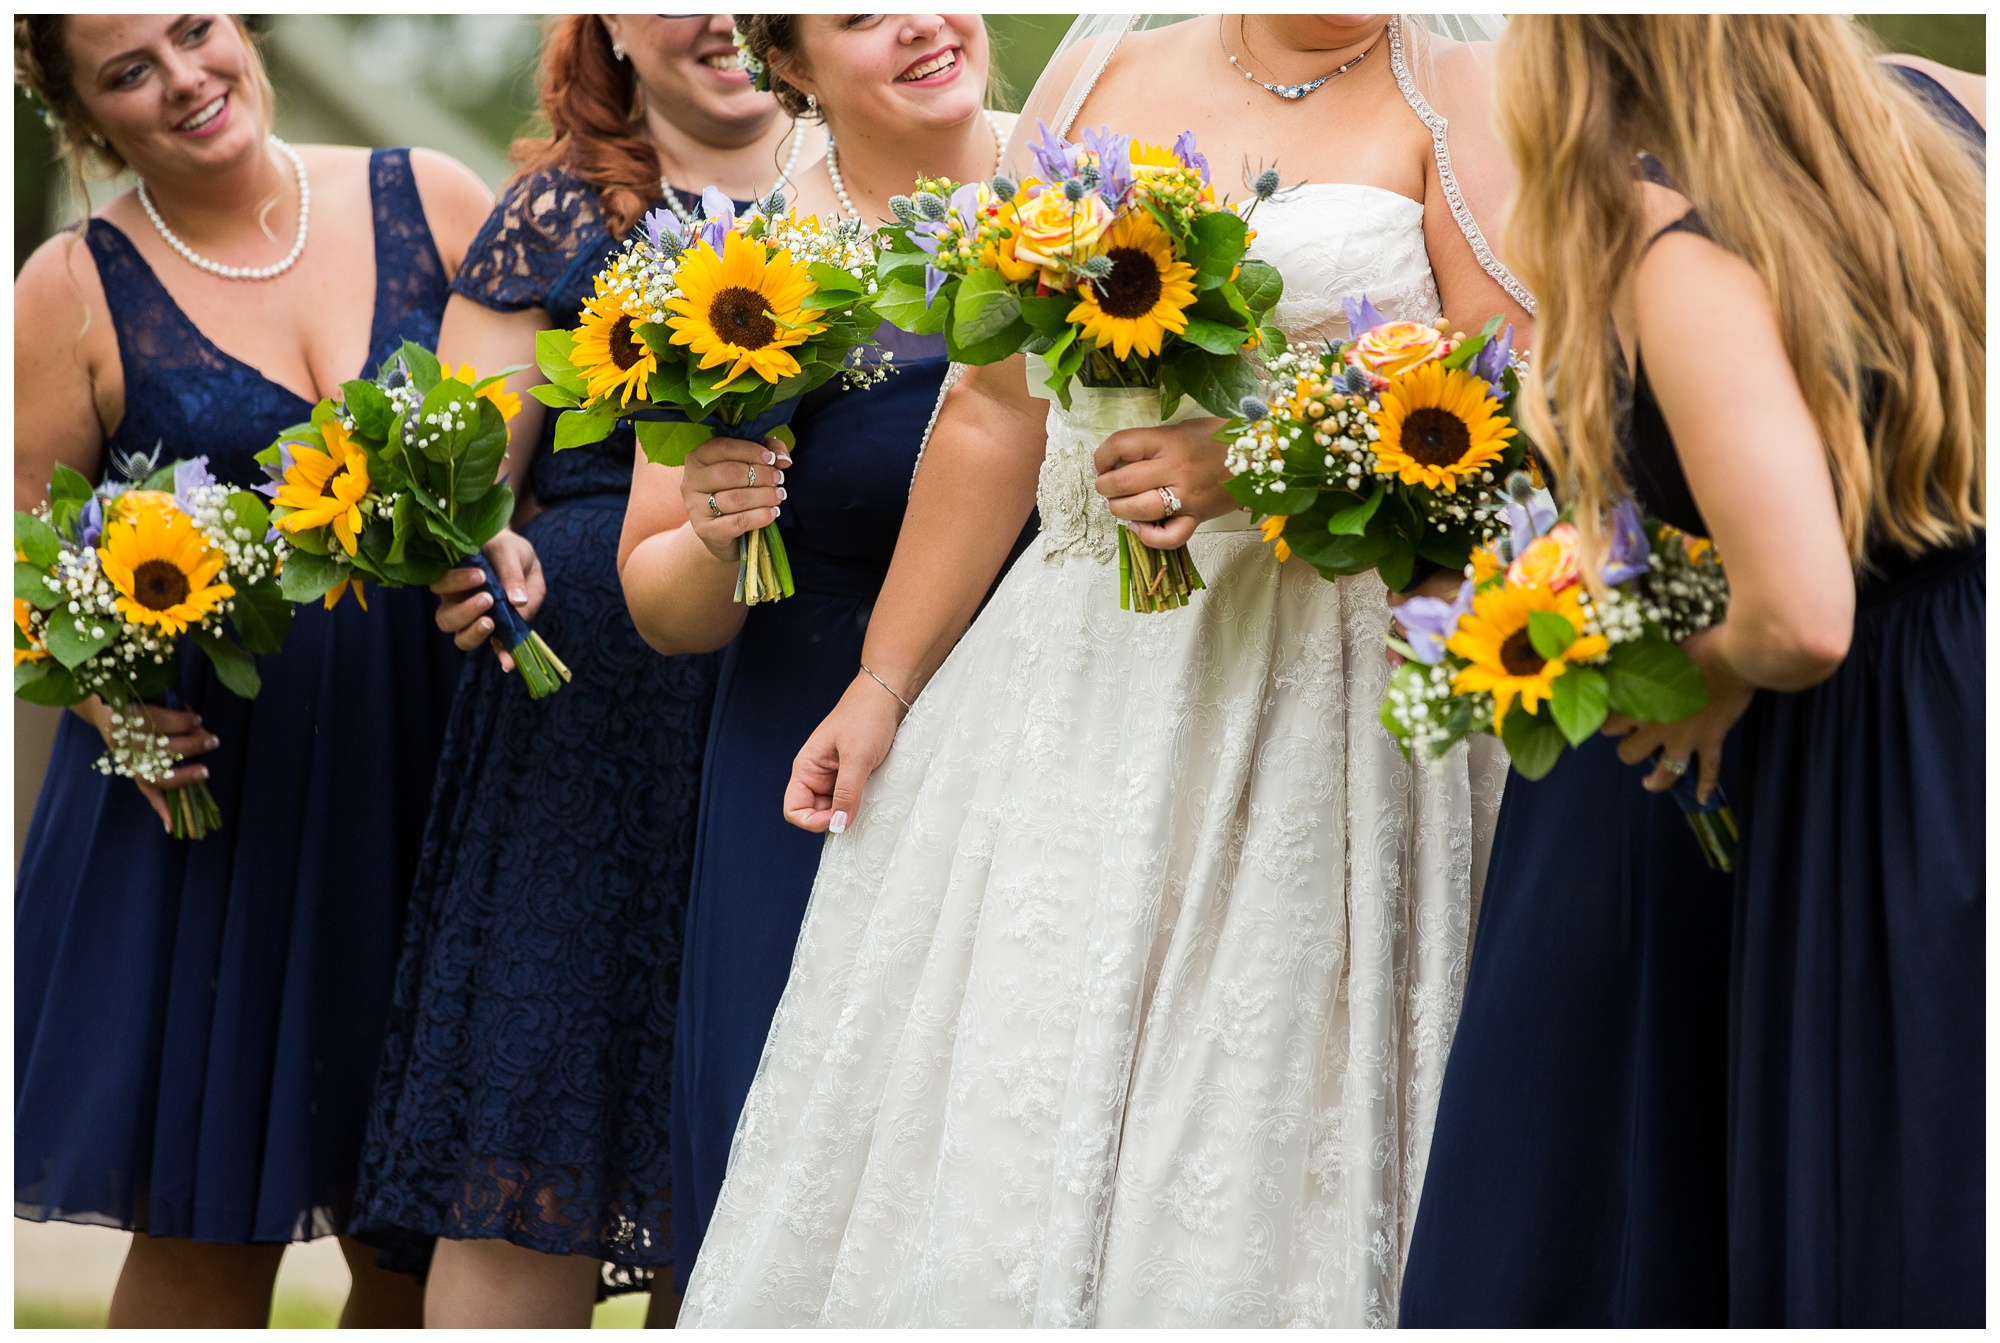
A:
[[679, 185, 1505, 1328]]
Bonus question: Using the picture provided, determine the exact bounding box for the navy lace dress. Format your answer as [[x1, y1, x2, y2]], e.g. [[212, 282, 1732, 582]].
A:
[[351, 170, 721, 1291], [1727, 66, 1984, 1327], [15, 149, 461, 1244]]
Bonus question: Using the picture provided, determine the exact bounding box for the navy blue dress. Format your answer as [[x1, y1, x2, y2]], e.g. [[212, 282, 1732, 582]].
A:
[[351, 171, 721, 1290], [1399, 344, 1738, 1326], [15, 149, 462, 1245], [1726, 67, 1984, 1328]]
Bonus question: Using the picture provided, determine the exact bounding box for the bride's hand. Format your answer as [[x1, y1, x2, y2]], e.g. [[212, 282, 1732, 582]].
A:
[[680, 434, 791, 565], [783, 671, 907, 834], [1093, 417, 1231, 550]]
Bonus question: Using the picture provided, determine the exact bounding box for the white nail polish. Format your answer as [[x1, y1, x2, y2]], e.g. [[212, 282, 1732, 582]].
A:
[[764, 450, 777, 464], [829, 811, 848, 834]]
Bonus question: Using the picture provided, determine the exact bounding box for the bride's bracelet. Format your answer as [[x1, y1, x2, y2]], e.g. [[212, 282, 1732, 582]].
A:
[[859, 663, 914, 714]]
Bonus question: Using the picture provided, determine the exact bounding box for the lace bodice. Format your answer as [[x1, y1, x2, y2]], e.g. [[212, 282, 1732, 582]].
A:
[[1034, 185, 1440, 562]]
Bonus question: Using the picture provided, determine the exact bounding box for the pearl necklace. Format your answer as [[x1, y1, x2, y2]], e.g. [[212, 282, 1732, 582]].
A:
[[138, 135, 309, 281], [827, 110, 1005, 220], [660, 119, 806, 228]]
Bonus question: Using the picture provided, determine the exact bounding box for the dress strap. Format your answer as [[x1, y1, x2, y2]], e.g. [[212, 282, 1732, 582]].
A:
[[1646, 211, 1713, 250], [364, 147, 450, 378], [1387, 17, 1536, 316]]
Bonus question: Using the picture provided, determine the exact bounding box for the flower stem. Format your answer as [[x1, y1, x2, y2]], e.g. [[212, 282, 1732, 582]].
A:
[[167, 782, 223, 841], [737, 522, 795, 606], [1117, 527, 1204, 614], [510, 631, 572, 700]]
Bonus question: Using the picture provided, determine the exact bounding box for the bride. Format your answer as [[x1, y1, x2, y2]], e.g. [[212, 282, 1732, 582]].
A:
[[682, 14, 1532, 1327]]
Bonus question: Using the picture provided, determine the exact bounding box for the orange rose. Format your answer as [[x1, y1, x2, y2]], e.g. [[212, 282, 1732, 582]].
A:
[[1011, 187, 1114, 276], [979, 190, 1039, 284], [1346, 320, 1445, 378], [1506, 522, 1582, 592]]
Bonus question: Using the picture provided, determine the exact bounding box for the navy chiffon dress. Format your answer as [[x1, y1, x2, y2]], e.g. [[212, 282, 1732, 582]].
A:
[[351, 171, 721, 1291], [1399, 341, 1738, 1326], [15, 149, 462, 1244], [669, 334, 1036, 1293], [1727, 66, 1984, 1328]]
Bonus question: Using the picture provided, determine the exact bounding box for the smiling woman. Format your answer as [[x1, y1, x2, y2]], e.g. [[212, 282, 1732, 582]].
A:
[[12, 10, 494, 1330]]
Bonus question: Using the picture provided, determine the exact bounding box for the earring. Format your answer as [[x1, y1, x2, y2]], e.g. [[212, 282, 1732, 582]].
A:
[[612, 41, 626, 61], [806, 93, 818, 114], [88, 129, 106, 148]]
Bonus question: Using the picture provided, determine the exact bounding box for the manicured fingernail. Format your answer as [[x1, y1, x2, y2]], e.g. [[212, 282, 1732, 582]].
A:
[[509, 587, 527, 604], [763, 450, 777, 464], [774, 469, 785, 484], [194, 766, 210, 781], [777, 487, 788, 502], [771, 505, 781, 520], [479, 619, 492, 634], [829, 811, 848, 834], [778, 454, 792, 467], [204, 736, 220, 751]]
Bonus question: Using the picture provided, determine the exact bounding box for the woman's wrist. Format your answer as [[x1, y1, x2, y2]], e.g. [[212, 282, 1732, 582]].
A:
[[857, 662, 915, 717]]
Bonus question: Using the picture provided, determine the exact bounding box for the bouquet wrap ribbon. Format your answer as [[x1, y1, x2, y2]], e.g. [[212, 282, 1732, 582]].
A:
[[626, 396, 803, 446], [1667, 763, 1739, 873], [466, 552, 535, 653]]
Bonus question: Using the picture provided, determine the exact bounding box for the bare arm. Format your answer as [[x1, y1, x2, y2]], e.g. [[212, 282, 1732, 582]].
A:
[[617, 442, 748, 657], [1422, 43, 1536, 339], [1880, 53, 1986, 127]]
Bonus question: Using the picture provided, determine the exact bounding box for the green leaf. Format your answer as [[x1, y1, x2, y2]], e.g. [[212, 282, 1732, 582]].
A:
[[1233, 258, 1284, 314], [398, 341, 442, 392], [194, 628, 261, 699], [42, 608, 114, 669], [635, 419, 715, 467], [457, 482, 515, 551], [16, 560, 60, 610], [1442, 331, 1484, 371], [1548, 665, 1610, 747], [951, 268, 1023, 347], [457, 403, 509, 502], [553, 405, 618, 451], [806, 261, 865, 294], [1499, 701, 1568, 780], [1174, 349, 1259, 419], [1256, 325, 1288, 359], [1185, 209, 1249, 286], [140, 462, 179, 492], [1376, 537, 1416, 594], [1326, 488, 1385, 536], [279, 549, 345, 604], [947, 317, 1031, 368], [1527, 609, 1578, 660], [48, 463, 94, 515], [645, 352, 691, 405], [529, 382, 581, 409], [1238, 479, 1317, 516], [222, 489, 271, 545], [386, 492, 415, 566], [14, 658, 80, 706], [535, 328, 580, 387], [471, 365, 529, 394], [1017, 294, 1072, 338], [873, 246, 927, 281], [873, 277, 949, 335], [1179, 316, 1248, 356], [342, 379, 396, 440], [15, 513, 62, 568], [229, 578, 293, 657], [414, 379, 481, 463], [1604, 637, 1710, 723]]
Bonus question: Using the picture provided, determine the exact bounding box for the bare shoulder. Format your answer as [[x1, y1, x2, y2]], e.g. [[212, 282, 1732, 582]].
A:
[[1879, 53, 1986, 128], [15, 228, 109, 331], [407, 147, 498, 276], [1635, 180, 1693, 241]]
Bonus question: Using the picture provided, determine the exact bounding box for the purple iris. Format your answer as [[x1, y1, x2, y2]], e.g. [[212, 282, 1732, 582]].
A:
[[924, 264, 948, 307], [642, 206, 689, 252], [1173, 130, 1211, 185], [1602, 497, 1651, 585], [172, 455, 215, 514], [1079, 125, 1133, 204], [949, 180, 984, 232], [1027, 119, 1080, 184], [77, 495, 105, 549], [1505, 489, 1558, 557], [1393, 578, 1476, 665], [1342, 293, 1389, 337], [254, 443, 296, 500], [695, 187, 735, 251], [1470, 323, 1514, 386], [907, 225, 943, 257]]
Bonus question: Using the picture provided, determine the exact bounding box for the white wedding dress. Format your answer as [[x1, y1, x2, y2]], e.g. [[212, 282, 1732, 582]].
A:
[[679, 181, 1508, 1328]]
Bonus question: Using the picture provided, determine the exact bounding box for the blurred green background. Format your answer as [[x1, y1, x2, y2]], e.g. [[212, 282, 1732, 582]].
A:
[[12, 14, 1983, 275]]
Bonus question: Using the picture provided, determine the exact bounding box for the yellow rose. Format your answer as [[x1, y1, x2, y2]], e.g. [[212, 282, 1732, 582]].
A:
[[1011, 187, 1114, 275], [112, 489, 178, 521], [1347, 319, 1445, 378], [1506, 522, 1582, 592]]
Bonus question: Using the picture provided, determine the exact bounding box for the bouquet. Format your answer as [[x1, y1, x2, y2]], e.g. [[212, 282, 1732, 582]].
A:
[[257, 345, 571, 698], [15, 451, 290, 838], [534, 190, 887, 605], [872, 123, 1286, 613], [1223, 294, 1529, 594], [1382, 475, 1739, 869]]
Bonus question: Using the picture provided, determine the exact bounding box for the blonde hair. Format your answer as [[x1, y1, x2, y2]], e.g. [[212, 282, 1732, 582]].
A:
[[1497, 15, 1984, 574], [14, 15, 277, 221]]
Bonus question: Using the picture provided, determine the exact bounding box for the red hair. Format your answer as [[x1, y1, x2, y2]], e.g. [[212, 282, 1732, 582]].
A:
[[512, 16, 659, 238]]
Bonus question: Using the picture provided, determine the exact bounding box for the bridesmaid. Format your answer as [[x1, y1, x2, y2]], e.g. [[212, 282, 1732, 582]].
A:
[[347, 15, 821, 1328], [1407, 15, 1984, 1328], [12, 13, 490, 1328], [615, 14, 1022, 1295]]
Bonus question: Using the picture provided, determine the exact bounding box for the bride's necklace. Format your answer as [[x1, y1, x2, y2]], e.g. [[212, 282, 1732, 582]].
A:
[[1220, 17, 1383, 101], [827, 110, 1005, 220], [660, 119, 805, 227], [139, 135, 309, 281]]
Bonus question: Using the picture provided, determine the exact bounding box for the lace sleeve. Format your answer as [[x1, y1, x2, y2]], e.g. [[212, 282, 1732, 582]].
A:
[[449, 167, 610, 313]]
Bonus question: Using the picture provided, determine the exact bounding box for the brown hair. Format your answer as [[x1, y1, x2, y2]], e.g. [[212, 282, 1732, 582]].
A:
[[735, 15, 1007, 122], [511, 15, 660, 238], [14, 15, 275, 215], [1498, 15, 1984, 576]]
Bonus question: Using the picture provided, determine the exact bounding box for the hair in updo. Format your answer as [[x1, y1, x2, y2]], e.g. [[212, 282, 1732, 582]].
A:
[[733, 15, 814, 120]]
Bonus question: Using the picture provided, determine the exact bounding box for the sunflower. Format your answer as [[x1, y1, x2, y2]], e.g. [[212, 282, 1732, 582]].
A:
[[97, 504, 234, 637], [322, 574, 368, 612], [271, 420, 372, 556], [1447, 582, 1609, 728], [663, 231, 822, 389], [453, 363, 522, 422], [15, 597, 45, 666], [571, 281, 661, 408], [1260, 513, 1292, 563], [1066, 211, 1199, 361], [1370, 362, 1513, 493]]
